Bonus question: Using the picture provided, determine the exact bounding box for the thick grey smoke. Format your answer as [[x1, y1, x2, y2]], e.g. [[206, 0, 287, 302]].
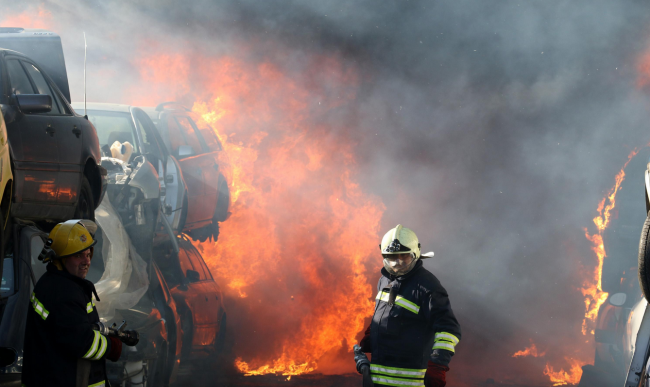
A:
[[4, 0, 650, 384]]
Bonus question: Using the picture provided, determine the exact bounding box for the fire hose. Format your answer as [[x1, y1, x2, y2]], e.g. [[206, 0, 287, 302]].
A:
[[76, 321, 139, 387], [353, 344, 374, 387], [92, 320, 140, 347]]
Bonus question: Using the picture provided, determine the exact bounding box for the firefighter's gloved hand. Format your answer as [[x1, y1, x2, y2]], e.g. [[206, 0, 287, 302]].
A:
[[359, 325, 372, 353], [106, 336, 123, 362], [424, 361, 449, 387]]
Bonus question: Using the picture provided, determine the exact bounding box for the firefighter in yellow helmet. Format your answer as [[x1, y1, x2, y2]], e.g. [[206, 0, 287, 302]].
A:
[[22, 220, 123, 387], [358, 225, 461, 387]]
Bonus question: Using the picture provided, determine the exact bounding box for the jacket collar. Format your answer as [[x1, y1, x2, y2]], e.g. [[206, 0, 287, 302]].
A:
[[46, 263, 100, 301]]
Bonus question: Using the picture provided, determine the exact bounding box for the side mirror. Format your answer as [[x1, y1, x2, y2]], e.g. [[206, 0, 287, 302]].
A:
[[15, 94, 52, 114], [608, 292, 627, 307], [177, 145, 194, 159], [186, 269, 200, 283]]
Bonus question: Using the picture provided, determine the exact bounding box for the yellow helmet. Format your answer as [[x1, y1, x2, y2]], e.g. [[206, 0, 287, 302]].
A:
[[41, 219, 97, 262]]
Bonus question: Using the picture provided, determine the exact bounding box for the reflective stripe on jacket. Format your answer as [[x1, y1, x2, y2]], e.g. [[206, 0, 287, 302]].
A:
[[22, 263, 111, 387], [369, 260, 461, 386]]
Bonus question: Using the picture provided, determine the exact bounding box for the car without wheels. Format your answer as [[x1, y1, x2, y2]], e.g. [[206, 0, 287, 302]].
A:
[[142, 103, 231, 242], [0, 46, 106, 222]]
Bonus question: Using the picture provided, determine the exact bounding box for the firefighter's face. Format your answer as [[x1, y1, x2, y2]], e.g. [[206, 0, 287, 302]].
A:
[[383, 253, 413, 274], [63, 249, 92, 279]]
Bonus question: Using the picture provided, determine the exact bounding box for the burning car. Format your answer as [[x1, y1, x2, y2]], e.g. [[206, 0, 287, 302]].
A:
[[152, 234, 227, 365], [0, 199, 183, 386], [0, 30, 106, 222], [142, 103, 231, 242]]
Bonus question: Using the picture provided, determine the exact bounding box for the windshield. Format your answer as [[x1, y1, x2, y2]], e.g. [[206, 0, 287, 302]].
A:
[[86, 110, 139, 155]]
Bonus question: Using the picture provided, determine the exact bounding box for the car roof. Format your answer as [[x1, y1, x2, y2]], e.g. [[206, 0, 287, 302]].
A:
[[70, 102, 132, 113]]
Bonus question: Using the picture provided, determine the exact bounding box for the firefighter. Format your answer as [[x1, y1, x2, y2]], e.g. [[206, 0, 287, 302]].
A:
[[358, 225, 461, 387], [22, 220, 122, 387]]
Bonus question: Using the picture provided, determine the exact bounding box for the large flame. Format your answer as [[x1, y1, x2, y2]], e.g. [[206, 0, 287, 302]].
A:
[[130, 51, 385, 376], [582, 148, 639, 333]]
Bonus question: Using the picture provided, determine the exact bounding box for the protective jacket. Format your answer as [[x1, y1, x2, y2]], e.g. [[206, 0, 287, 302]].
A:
[[22, 264, 112, 387], [370, 260, 461, 387]]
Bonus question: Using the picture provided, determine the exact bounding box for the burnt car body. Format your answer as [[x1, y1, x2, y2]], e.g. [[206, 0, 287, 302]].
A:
[[142, 104, 231, 241], [0, 208, 183, 386], [153, 235, 226, 363], [71, 103, 187, 238], [0, 47, 106, 221]]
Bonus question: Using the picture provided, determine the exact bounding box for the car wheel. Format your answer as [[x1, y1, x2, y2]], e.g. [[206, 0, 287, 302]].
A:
[[178, 194, 188, 233], [147, 341, 169, 386], [180, 312, 193, 362], [215, 313, 227, 355], [74, 176, 95, 221], [639, 215, 650, 302], [213, 175, 230, 223]]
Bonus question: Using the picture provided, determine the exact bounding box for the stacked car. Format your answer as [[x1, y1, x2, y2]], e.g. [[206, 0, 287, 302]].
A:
[[0, 28, 230, 386]]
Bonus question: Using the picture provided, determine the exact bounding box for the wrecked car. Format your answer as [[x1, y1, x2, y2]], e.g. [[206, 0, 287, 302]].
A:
[[0, 199, 183, 386], [71, 103, 187, 253], [0, 38, 106, 222], [142, 103, 231, 241], [153, 234, 227, 365]]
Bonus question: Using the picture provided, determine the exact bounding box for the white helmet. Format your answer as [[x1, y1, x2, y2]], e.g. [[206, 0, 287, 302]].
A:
[[380, 225, 426, 276]]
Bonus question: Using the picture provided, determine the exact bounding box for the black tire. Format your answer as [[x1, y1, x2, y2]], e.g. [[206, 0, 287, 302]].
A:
[[639, 215, 650, 302], [215, 313, 227, 355], [213, 175, 230, 223], [74, 176, 95, 221], [180, 312, 193, 362], [178, 194, 188, 233], [147, 342, 169, 387]]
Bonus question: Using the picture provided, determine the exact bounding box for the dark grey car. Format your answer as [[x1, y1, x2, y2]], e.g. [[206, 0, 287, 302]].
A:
[[0, 48, 106, 221]]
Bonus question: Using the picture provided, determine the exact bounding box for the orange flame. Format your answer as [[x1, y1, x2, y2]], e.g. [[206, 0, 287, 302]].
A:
[[512, 340, 545, 358], [582, 148, 639, 334], [543, 358, 585, 386], [123, 51, 387, 376]]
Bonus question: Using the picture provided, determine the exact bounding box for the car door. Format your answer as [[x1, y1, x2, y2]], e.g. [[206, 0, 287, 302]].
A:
[[183, 245, 218, 347], [175, 246, 209, 348], [192, 249, 224, 346], [21, 60, 80, 204], [164, 115, 205, 227], [133, 109, 186, 231], [4, 58, 59, 204], [174, 115, 218, 225]]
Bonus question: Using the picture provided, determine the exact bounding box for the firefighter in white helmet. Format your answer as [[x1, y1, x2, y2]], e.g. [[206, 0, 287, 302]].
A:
[[358, 225, 461, 387], [22, 220, 123, 387]]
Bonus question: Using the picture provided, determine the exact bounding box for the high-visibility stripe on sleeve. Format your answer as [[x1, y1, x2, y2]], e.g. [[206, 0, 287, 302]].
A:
[[83, 331, 102, 359], [375, 291, 420, 314], [432, 341, 456, 352], [30, 292, 50, 321], [86, 301, 94, 314], [88, 381, 106, 387], [434, 332, 459, 345], [370, 364, 426, 377], [92, 335, 108, 360], [371, 375, 425, 387]]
